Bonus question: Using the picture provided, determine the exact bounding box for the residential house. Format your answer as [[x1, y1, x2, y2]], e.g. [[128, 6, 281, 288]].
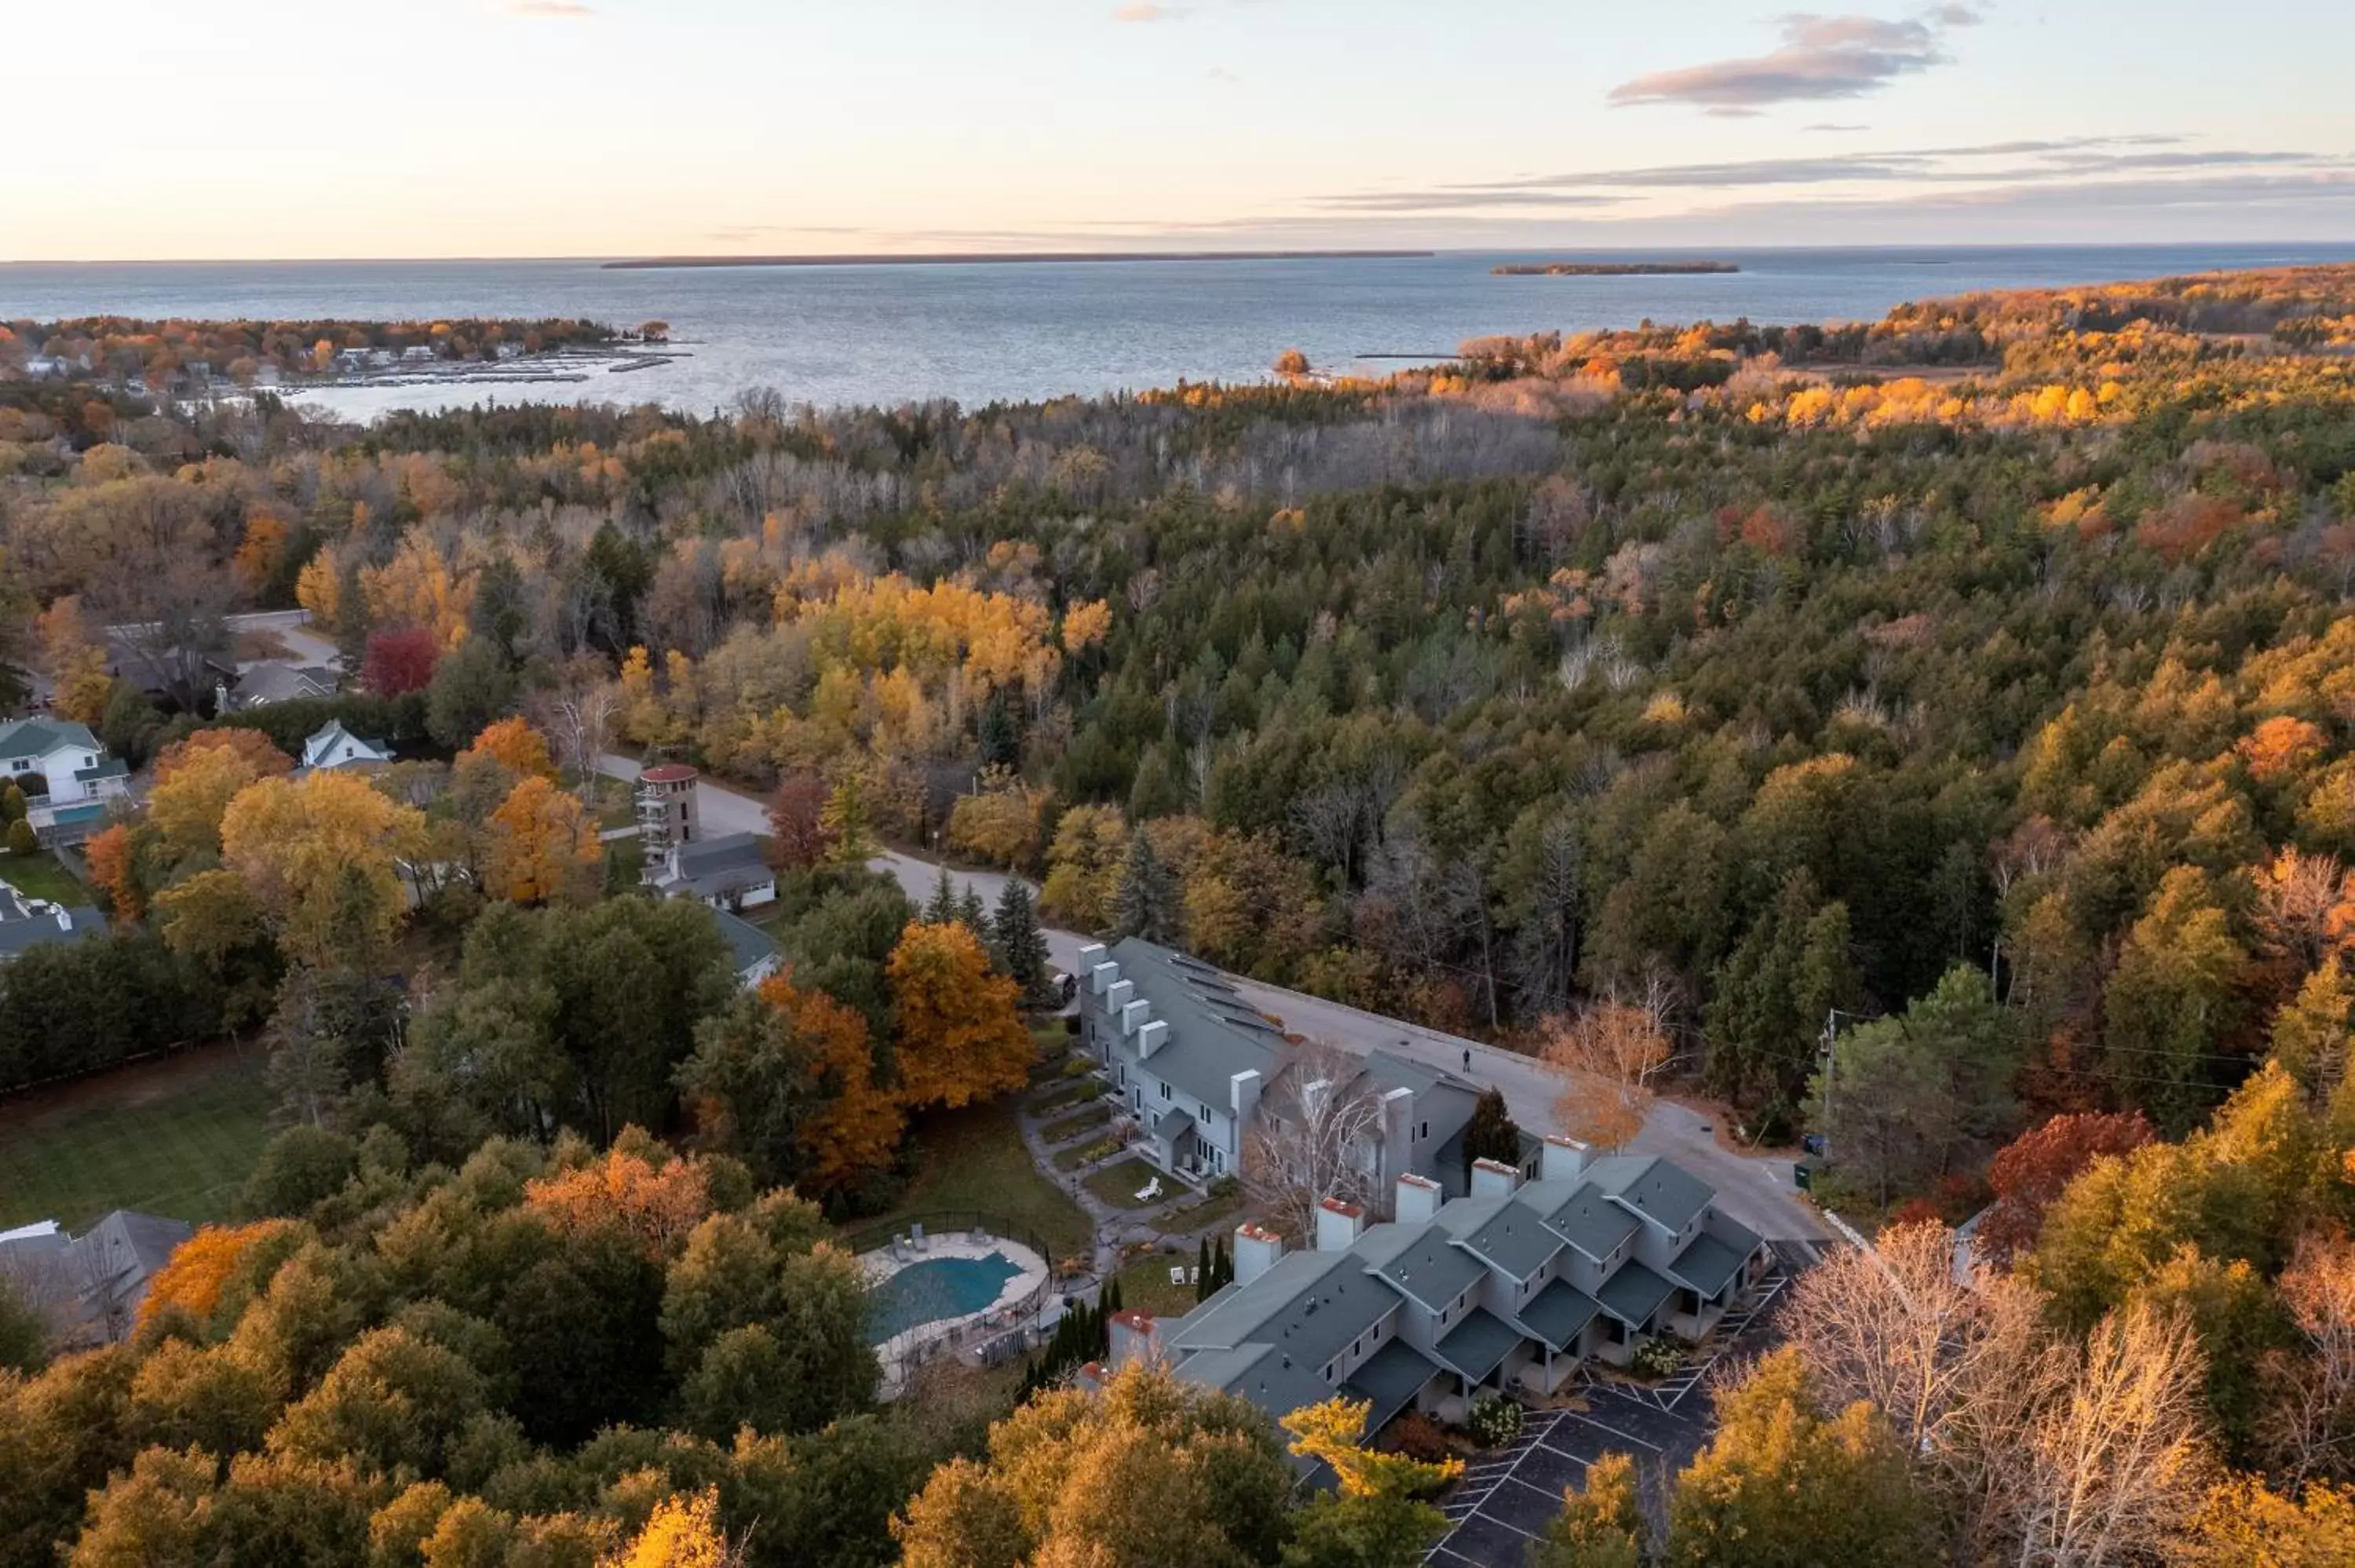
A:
[[0, 1210, 191, 1348], [646, 830, 776, 911], [712, 907, 784, 988], [0, 877, 107, 962], [1114, 1143, 1773, 1432], [1075, 938, 1491, 1196], [299, 720, 394, 771], [400, 345, 436, 363], [23, 356, 68, 380], [1, 717, 104, 792], [217, 661, 340, 712]]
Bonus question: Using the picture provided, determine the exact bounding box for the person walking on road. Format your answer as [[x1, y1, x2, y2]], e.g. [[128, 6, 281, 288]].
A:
[[1462, 1047, 1471, 1074]]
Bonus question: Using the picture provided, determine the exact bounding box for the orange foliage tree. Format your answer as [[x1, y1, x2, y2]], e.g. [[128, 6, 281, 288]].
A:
[[154, 727, 296, 785], [524, 1143, 712, 1259], [485, 776, 602, 906], [138, 1220, 293, 1329], [775, 975, 904, 1194], [82, 822, 143, 918], [887, 921, 1034, 1110], [464, 715, 558, 782]]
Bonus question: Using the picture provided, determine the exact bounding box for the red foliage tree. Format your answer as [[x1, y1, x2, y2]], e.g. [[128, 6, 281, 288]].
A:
[[360, 625, 439, 697], [1977, 1110, 2156, 1263], [765, 773, 834, 872]]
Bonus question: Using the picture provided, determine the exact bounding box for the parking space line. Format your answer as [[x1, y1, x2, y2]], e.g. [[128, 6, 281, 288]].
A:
[[1559, 1411, 1664, 1453]]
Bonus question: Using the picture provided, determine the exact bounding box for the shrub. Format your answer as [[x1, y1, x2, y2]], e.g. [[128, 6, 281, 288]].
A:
[[1467, 1393, 1524, 1447], [1385, 1411, 1456, 1464], [1629, 1338, 1683, 1380], [5, 818, 35, 857]]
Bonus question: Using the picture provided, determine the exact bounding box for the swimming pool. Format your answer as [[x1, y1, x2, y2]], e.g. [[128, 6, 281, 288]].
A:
[[867, 1250, 1022, 1343]]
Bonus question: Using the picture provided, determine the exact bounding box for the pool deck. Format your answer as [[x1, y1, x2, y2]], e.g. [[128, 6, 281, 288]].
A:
[[861, 1230, 1051, 1387]]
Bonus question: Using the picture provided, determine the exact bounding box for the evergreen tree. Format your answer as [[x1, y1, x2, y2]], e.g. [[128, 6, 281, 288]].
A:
[[978, 691, 1021, 771], [0, 782, 24, 825], [1112, 830, 1179, 944], [1197, 1238, 1214, 1302], [1462, 1087, 1521, 1180], [993, 879, 1052, 1005], [1703, 870, 1857, 1121], [958, 884, 989, 939], [924, 865, 958, 925]]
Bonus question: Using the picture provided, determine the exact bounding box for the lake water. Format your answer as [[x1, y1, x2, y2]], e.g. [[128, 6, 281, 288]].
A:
[[8, 244, 2353, 418]]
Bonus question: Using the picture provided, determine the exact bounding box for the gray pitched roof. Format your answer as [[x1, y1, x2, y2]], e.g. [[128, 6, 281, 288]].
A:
[[1596, 1260, 1678, 1327], [661, 833, 775, 901], [1435, 1307, 1521, 1382], [1516, 1278, 1602, 1351], [1587, 1155, 1714, 1234], [710, 909, 780, 975], [1539, 1181, 1644, 1260], [0, 884, 106, 957], [1180, 1340, 1346, 1428], [1104, 938, 1286, 1114], [0, 717, 98, 760], [1370, 1227, 1487, 1313], [1340, 1339, 1444, 1430], [232, 662, 338, 705], [1169, 1245, 1397, 1374], [1667, 1233, 1750, 1299], [1456, 1201, 1561, 1282]]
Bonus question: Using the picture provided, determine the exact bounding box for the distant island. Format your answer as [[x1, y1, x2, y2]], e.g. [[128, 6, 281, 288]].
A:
[[1492, 261, 1740, 276], [607, 249, 1435, 270]]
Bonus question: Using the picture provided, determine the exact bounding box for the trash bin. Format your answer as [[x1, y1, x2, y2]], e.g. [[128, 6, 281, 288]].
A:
[[1793, 1163, 1813, 1191]]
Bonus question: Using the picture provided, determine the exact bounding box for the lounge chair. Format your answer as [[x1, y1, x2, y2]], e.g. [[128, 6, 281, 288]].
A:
[[911, 1222, 928, 1253], [1169, 1265, 1187, 1287], [1134, 1176, 1162, 1203]]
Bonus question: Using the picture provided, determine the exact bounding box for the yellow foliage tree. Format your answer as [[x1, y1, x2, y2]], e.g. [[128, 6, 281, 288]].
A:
[[946, 773, 1043, 869], [360, 530, 473, 650], [485, 776, 602, 906], [1061, 597, 1112, 652], [148, 742, 271, 860], [888, 921, 1034, 1110], [218, 771, 428, 967], [1281, 1396, 1463, 1498], [600, 1490, 739, 1568]]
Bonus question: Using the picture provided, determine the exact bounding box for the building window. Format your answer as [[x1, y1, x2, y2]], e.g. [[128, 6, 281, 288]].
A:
[[1159, 1081, 1171, 1100], [1419, 1121, 1428, 1140]]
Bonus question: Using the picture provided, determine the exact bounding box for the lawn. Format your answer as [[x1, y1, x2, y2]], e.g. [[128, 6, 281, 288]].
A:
[[1038, 1105, 1110, 1146], [1112, 1249, 1203, 1317], [0, 1045, 276, 1231], [850, 1097, 1092, 1263], [1083, 1157, 1168, 1210], [0, 848, 87, 907]]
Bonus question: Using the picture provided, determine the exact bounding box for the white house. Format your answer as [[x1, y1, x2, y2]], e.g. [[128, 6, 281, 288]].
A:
[[0, 717, 103, 791], [646, 831, 776, 912], [300, 720, 394, 771]]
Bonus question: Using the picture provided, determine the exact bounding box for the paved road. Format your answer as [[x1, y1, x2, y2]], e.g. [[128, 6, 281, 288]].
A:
[[592, 756, 1822, 1242]]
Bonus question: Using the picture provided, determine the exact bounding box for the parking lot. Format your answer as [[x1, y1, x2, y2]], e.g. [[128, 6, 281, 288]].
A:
[[1426, 1242, 1811, 1566]]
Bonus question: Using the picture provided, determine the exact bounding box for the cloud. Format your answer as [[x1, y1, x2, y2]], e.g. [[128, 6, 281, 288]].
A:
[[1608, 9, 1977, 111], [506, 0, 593, 16], [1308, 138, 2346, 215], [1805, 122, 1871, 133], [1113, 2, 1186, 20]]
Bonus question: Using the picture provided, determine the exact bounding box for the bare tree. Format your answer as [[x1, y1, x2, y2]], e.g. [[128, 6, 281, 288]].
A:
[[1540, 999, 1670, 1151], [2260, 1231, 2355, 1486], [2008, 1300, 2214, 1566], [1241, 1041, 1386, 1240], [544, 662, 619, 786]]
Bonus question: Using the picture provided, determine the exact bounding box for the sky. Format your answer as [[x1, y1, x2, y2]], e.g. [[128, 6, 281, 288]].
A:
[[5, 0, 2353, 260]]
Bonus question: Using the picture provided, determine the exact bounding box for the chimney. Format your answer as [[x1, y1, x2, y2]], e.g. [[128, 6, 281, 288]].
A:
[[1471, 1157, 1521, 1198], [1137, 1019, 1170, 1059], [1230, 1067, 1262, 1126], [1091, 961, 1121, 996], [1121, 998, 1152, 1037], [1078, 942, 1108, 971], [1107, 1308, 1159, 1368], [1233, 1222, 1284, 1285], [1316, 1198, 1367, 1252], [1395, 1172, 1442, 1225], [1105, 978, 1135, 1016], [1541, 1135, 1590, 1183]]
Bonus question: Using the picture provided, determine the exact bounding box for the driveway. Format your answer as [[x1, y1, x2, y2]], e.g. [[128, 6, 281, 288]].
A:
[[590, 757, 1820, 1242]]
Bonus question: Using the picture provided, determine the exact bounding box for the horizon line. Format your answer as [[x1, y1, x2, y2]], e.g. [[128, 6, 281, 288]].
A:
[[9, 239, 2355, 269]]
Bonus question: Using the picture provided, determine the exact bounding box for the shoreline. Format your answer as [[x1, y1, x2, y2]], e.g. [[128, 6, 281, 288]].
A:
[[605, 248, 1436, 270]]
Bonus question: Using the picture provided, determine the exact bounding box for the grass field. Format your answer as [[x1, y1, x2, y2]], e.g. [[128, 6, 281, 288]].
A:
[[1083, 1157, 1166, 1210], [853, 1097, 1092, 1262], [1112, 1249, 1202, 1317], [0, 848, 87, 907], [0, 1046, 276, 1231]]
